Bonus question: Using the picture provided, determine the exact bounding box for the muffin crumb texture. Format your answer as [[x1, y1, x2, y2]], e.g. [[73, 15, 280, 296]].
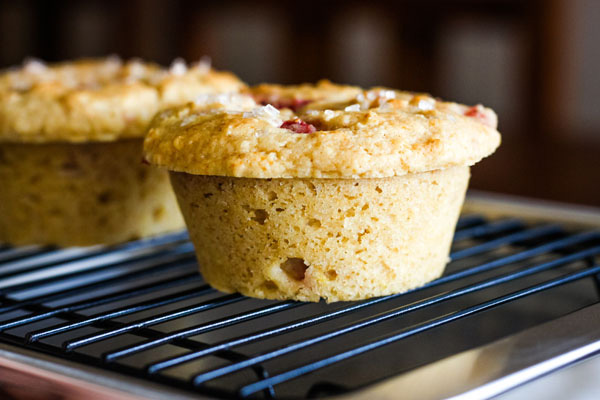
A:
[[0, 139, 184, 246], [171, 166, 469, 302]]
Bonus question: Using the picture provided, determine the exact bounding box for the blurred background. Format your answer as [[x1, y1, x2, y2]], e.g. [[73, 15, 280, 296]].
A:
[[1, 0, 598, 206]]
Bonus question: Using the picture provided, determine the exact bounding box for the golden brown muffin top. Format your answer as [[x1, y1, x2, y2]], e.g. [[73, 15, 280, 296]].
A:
[[0, 57, 245, 143], [144, 83, 501, 179], [247, 80, 362, 111]]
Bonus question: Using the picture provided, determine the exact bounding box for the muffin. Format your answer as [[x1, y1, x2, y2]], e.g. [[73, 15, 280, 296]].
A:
[[0, 57, 245, 246], [144, 85, 501, 302]]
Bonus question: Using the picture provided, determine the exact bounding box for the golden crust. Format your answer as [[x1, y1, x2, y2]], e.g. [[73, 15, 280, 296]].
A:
[[144, 84, 501, 179], [247, 80, 362, 109], [0, 58, 245, 143]]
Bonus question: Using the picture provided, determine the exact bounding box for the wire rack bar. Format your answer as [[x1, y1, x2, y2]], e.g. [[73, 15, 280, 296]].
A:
[[0, 242, 194, 295], [0, 269, 200, 332], [62, 293, 246, 351], [450, 224, 561, 260], [452, 218, 523, 242], [0, 256, 199, 314], [104, 301, 302, 362], [26, 285, 216, 344]]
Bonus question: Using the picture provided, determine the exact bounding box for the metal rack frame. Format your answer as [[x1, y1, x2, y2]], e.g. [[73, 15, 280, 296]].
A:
[[0, 193, 599, 399]]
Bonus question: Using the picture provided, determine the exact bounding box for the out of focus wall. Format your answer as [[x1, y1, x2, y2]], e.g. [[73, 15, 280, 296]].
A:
[[1, 0, 598, 206]]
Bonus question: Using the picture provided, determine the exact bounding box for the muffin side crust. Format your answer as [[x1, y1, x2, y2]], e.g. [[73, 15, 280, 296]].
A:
[[0, 140, 184, 246], [171, 167, 469, 302]]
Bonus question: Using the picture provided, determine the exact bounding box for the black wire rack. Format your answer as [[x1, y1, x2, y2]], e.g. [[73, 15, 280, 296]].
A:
[[0, 214, 599, 399]]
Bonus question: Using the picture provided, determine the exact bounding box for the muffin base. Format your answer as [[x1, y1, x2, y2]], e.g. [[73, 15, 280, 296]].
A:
[[0, 139, 184, 246], [170, 166, 470, 302]]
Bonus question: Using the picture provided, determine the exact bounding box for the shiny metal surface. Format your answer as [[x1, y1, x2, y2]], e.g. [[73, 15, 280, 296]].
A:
[[464, 191, 600, 228], [334, 302, 600, 400], [0, 342, 202, 400]]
